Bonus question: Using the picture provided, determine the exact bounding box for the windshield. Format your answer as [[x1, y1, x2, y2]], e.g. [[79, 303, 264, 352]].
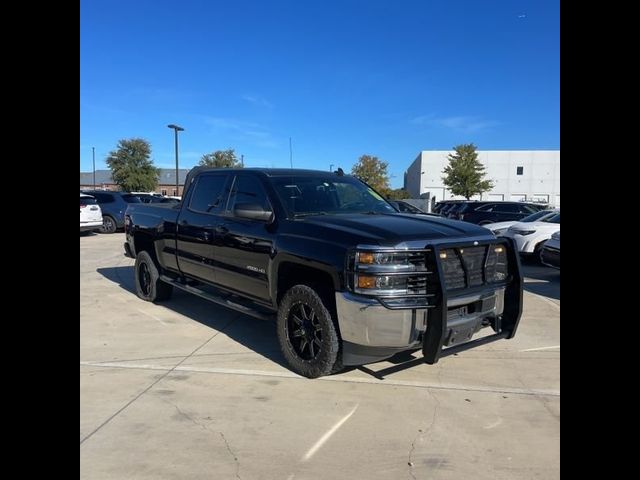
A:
[[542, 213, 560, 224], [521, 210, 556, 223], [271, 175, 397, 216]]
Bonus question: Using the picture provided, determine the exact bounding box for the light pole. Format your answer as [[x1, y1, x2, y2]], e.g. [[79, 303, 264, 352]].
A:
[[92, 147, 96, 189], [167, 124, 184, 195]]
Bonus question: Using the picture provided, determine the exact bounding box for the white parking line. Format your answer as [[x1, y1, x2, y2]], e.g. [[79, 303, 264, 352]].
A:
[[302, 404, 359, 461], [80, 361, 560, 397], [520, 345, 560, 352]]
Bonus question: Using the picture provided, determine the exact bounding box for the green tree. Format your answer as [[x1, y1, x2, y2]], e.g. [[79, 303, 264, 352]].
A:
[[351, 154, 390, 192], [106, 138, 159, 192], [199, 149, 242, 168], [384, 188, 411, 200], [442, 144, 494, 199]]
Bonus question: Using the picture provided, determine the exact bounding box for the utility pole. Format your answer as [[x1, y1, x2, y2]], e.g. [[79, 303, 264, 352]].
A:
[[92, 147, 96, 189]]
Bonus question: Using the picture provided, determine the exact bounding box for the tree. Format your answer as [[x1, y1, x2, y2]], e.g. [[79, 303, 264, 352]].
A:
[[384, 188, 411, 200], [199, 149, 242, 168], [441, 144, 494, 199], [106, 138, 159, 192], [351, 154, 390, 192]]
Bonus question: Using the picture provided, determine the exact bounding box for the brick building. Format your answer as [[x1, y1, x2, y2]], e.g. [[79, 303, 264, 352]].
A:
[[80, 169, 190, 196]]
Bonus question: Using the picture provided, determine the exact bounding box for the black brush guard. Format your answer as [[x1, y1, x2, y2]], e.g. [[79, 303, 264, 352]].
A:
[[359, 237, 523, 379]]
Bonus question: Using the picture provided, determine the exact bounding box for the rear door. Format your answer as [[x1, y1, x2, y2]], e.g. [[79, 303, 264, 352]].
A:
[[212, 174, 275, 301], [175, 172, 232, 283]]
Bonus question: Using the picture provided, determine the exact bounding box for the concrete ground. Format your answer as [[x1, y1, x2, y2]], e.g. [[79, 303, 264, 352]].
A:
[[80, 232, 559, 480]]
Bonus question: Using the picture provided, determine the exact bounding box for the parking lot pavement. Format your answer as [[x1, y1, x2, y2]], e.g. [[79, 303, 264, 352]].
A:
[[80, 233, 559, 480]]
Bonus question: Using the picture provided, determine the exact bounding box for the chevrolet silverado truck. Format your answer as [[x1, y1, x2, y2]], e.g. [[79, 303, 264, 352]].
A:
[[124, 167, 523, 378]]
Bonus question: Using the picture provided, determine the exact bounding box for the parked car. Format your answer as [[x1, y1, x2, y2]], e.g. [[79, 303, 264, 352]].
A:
[[389, 200, 442, 216], [451, 201, 546, 225], [80, 194, 103, 233], [501, 212, 560, 259], [81, 190, 142, 233], [485, 209, 559, 236], [124, 167, 523, 378], [540, 231, 560, 269], [439, 201, 465, 217], [135, 193, 181, 204], [432, 200, 457, 214]]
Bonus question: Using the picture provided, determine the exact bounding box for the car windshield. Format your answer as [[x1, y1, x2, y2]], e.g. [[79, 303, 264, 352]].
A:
[[521, 210, 556, 222], [271, 175, 397, 216], [542, 213, 560, 224]]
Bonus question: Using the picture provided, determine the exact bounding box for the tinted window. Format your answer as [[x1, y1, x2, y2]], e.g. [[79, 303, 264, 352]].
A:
[[92, 193, 115, 203], [271, 175, 396, 216], [80, 197, 97, 205], [494, 204, 520, 213], [121, 194, 142, 203], [476, 204, 496, 212], [518, 204, 537, 214], [521, 210, 555, 222], [189, 174, 229, 213], [517, 166, 524, 175], [228, 175, 271, 213]]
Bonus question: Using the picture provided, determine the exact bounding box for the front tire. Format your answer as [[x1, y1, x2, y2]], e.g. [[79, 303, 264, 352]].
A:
[[134, 250, 173, 302], [277, 285, 340, 378]]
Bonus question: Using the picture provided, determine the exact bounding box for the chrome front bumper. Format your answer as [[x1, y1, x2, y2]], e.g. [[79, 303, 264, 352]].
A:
[[335, 288, 505, 366]]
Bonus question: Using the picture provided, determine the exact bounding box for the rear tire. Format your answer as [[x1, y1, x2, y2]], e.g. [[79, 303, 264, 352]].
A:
[[277, 285, 340, 378], [134, 250, 173, 302], [100, 215, 117, 234]]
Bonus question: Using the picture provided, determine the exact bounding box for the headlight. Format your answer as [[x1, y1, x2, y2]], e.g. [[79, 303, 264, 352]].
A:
[[353, 250, 427, 295], [551, 231, 560, 241], [485, 245, 508, 282], [356, 251, 424, 272]]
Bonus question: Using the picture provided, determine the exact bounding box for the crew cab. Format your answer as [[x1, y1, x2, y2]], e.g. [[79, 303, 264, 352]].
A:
[[124, 168, 523, 378]]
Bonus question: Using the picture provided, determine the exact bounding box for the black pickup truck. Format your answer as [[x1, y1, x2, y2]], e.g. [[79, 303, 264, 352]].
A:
[[124, 167, 522, 378]]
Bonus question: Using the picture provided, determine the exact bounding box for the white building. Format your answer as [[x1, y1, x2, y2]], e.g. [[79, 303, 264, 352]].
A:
[[405, 150, 560, 207]]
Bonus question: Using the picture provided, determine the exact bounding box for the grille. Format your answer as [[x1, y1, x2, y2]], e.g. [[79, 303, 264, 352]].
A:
[[440, 244, 507, 290], [407, 251, 428, 271], [407, 275, 428, 294]]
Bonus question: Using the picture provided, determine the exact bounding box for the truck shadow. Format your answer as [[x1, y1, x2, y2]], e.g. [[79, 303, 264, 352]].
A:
[[96, 266, 292, 371], [520, 263, 560, 301]]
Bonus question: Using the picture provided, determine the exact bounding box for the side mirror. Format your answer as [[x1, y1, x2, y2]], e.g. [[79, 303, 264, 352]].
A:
[[234, 203, 274, 222]]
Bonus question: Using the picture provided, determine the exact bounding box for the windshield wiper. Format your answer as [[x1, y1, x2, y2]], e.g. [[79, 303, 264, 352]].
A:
[[293, 212, 328, 218]]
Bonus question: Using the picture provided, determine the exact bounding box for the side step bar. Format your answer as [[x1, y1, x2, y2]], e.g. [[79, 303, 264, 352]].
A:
[[159, 275, 276, 322]]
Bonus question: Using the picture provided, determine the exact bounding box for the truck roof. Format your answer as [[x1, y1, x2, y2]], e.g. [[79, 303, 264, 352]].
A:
[[187, 167, 344, 177]]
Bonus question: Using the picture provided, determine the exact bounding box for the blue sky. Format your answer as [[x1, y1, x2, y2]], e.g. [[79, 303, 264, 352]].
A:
[[80, 0, 559, 188]]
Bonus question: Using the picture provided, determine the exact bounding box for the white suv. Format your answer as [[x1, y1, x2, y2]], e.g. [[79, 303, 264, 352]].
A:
[[80, 193, 103, 233], [501, 211, 560, 258]]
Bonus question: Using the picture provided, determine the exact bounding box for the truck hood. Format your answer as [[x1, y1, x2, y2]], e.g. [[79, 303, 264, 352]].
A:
[[301, 213, 493, 245]]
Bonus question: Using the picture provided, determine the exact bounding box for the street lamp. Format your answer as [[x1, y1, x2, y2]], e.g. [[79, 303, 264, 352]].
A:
[[167, 124, 184, 195]]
